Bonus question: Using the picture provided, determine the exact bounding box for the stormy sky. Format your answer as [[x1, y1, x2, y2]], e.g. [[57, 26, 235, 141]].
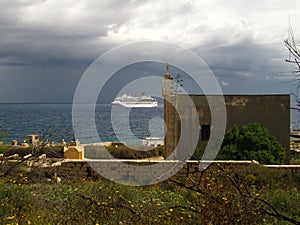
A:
[[0, 0, 300, 103]]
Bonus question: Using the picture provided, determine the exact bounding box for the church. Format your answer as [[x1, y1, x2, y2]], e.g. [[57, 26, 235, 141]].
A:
[[162, 64, 290, 162]]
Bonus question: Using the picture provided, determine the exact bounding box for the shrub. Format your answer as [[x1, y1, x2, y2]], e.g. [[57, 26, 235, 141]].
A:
[[192, 141, 210, 160], [0, 143, 9, 154], [217, 123, 286, 164], [84, 145, 162, 159]]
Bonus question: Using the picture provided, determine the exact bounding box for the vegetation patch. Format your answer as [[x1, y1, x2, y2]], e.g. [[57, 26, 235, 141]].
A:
[[193, 123, 286, 164], [84, 145, 163, 159], [0, 164, 299, 225]]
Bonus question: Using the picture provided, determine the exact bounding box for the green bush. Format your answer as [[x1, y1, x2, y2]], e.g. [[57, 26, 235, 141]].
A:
[[0, 131, 8, 154], [84, 145, 162, 159], [217, 123, 286, 164], [0, 143, 9, 154], [192, 141, 207, 159]]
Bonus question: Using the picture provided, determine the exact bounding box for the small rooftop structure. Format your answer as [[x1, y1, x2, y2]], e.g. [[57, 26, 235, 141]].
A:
[[26, 134, 39, 145], [142, 137, 164, 147]]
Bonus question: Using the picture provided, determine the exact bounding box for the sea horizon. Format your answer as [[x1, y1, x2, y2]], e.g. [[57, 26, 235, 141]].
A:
[[0, 102, 299, 145], [0, 103, 165, 145]]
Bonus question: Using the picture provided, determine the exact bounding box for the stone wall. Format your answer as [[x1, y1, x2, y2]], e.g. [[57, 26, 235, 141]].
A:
[[52, 160, 300, 182], [290, 141, 300, 150]]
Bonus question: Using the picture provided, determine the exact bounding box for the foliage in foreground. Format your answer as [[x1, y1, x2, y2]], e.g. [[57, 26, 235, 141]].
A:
[[217, 123, 286, 164], [0, 165, 299, 225], [84, 145, 163, 159]]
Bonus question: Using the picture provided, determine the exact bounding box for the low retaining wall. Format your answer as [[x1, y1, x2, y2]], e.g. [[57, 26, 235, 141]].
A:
[[264, 164, 300, 173], [51, 160, 300, 184]]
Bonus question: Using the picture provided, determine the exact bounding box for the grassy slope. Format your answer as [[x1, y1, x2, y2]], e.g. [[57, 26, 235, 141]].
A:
[[1, 165, 300, 225]]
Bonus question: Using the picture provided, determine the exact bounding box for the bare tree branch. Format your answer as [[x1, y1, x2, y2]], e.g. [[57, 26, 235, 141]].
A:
[[216, 164, 300, 225]]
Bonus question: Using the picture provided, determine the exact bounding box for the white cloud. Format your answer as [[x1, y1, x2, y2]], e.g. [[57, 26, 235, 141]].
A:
[[1, 0, 300, 61], [106, 0, 300, 48]]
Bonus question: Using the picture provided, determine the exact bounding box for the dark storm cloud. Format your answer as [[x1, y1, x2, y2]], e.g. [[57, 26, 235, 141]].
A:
[[0, 0, 299, 102], [198, 39, 286, 78], [0, 0, 141, 102], [0, 0, 140, 67]]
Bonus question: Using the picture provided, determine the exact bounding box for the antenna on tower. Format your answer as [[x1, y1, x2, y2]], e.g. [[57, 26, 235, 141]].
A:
[[175, 73, 183, 94]]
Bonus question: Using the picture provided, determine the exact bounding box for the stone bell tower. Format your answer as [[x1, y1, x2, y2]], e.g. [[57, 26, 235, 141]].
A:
[[162, 63, 176, 158]]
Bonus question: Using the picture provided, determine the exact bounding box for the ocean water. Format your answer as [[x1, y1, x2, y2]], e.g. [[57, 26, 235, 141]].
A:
[[291, 109, 300, 130], [1, 103, 300, 145], [0, 104, 165, 146]]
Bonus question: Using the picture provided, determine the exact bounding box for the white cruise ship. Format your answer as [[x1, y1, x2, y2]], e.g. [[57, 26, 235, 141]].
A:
[[112, 93, 158, 108]]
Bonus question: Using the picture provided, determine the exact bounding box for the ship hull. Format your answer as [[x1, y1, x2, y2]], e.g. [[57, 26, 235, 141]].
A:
[[112, 102, 158, 108]]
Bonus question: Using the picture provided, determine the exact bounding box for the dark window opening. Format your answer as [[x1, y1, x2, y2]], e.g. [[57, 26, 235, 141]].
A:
[[201, 125, 210, 141]]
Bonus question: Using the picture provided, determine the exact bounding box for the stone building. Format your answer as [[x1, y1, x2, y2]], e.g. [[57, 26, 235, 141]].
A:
[[64, 140, 84, 160], [142, 137, 164, 147], [26, 134, 39, 145], [162, 65, 290, 162]]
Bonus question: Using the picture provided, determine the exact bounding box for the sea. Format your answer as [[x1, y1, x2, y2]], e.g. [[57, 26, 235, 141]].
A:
[[0, 103, 300, 146], [0, 104, 165, 146]]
